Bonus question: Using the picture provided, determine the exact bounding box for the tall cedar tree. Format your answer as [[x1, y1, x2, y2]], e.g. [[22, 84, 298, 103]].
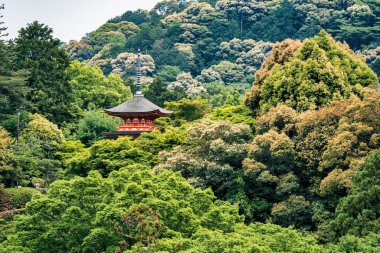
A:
[[0, 4, 29, 122], [11, 21, 80, 125]]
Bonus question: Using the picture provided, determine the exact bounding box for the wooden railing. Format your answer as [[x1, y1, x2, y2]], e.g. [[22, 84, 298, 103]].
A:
[[117, 125, 160, 132]]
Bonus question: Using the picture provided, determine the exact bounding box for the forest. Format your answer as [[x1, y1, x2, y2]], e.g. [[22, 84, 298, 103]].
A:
[[0, 0, 380, 252]]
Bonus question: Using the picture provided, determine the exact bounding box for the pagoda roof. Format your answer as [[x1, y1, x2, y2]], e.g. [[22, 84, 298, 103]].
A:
[[104, 95, 173, 116]]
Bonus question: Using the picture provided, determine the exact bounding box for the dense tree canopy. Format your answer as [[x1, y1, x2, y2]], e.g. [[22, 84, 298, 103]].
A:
[[1, 1, 380, 252], [11, 21, 80, 125], [331, 149, 380, 238], [67, 60, 132, 111], [245, 31, 378, 114], [1, 166, 322, 253]]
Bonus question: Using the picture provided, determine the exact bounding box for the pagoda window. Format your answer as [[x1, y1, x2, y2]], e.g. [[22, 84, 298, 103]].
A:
[[141, 119, 145, 127], [126, 118, 131, 126]]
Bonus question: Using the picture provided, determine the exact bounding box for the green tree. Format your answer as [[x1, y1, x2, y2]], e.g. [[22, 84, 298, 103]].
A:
[[61, 126, 186, 177], [75, 110, 121, 146], [11, 21, 80, 125], [245, 31, 378, 114], [67, 60, 132, 111], [209, 104, 254, 127], [0, 6, 29, 122], [216, 0, 267, 34], [0, 167, 244, 252], [154, 65, 181, 82], [164, 98, 211, 126], [156, 119, 252, 215], [0, 127, 19, 187], [144, 77, 187, 107], [12, 114, 64, 186], [331, 149, 380, 238]]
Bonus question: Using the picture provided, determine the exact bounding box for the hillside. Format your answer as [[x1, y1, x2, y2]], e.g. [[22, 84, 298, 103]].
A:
[[1, 1, 380, 252], [66, 0, 380, 83]]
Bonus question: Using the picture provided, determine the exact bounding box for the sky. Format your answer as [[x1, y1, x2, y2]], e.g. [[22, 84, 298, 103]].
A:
[[2, 0, 160, 42]]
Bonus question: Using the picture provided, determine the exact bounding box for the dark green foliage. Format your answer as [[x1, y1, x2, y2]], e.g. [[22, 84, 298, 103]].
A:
[[332, 149, 380, 238], [66, 0, 380, 81], [0, 8, 30, 122], [11, 21, 80, 125], [0, 71, 29, 122], [74, 110, 121, 146], [144, 77, 187, 107]]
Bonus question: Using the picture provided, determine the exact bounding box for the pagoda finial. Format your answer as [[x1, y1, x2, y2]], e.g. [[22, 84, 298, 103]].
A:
[[135, 49, 143, 96]]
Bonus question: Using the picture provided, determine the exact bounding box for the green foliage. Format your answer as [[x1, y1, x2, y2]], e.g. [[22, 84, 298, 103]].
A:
[[66, 0, 380, 83], [144, 78, 187, 107], [3, 187, 40, 210], [74, 110, 121, 146], [0, 10, 30, 122], [127, 223, 322, 253], [1, 1, 379, 251], [1, 166, 324, 253], [0, 167, 244, 252], [361, 45, 380, 78], [164, 98, 211, 126], [205, 60, 245, 84], [11, 21, 80, 125], [201, 81, 248, 107], [156, 119, 253, 215], [19, 114, 64, 150], [209, 104, 254, 127], [0, 127, 18, 187], [10, 114, 64, 186], [61, 127, 186, 177], [0, 70, 30, 122], [67, 60, 132, 111], [242, 88, 380, 230], [331, 149, 380, 238], [155, 65, 181, 83], [323, 233, 380, 253], [246, 31, 378, 114]]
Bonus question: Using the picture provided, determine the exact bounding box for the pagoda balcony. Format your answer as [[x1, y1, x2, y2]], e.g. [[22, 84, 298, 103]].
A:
[[116, 124, 160, 132]]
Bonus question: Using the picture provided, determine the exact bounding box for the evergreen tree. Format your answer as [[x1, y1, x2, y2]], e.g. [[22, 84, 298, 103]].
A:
[[0, 4, 29, 122], [11, 21, 80, 125]]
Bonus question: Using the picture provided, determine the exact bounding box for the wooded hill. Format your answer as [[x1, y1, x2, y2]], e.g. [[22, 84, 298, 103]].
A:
[[1, 1, 380, 252]]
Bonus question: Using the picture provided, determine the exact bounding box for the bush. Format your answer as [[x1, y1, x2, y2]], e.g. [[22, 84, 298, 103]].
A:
[[4, 187, 40, 209]]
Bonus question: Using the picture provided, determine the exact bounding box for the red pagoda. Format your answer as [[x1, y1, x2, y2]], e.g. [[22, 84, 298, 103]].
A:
[[104, 51, 172, 139]]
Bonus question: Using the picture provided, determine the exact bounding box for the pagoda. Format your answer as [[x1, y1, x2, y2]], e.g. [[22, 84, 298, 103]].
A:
[[104, 51, 173, 139]]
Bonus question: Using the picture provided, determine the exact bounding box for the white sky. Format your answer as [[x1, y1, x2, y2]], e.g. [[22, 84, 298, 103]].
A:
[[2, 0, 160, 42]]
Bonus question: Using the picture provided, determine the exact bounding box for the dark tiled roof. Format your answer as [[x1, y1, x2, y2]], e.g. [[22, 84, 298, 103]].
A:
[[105, 95, 173, 115]]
